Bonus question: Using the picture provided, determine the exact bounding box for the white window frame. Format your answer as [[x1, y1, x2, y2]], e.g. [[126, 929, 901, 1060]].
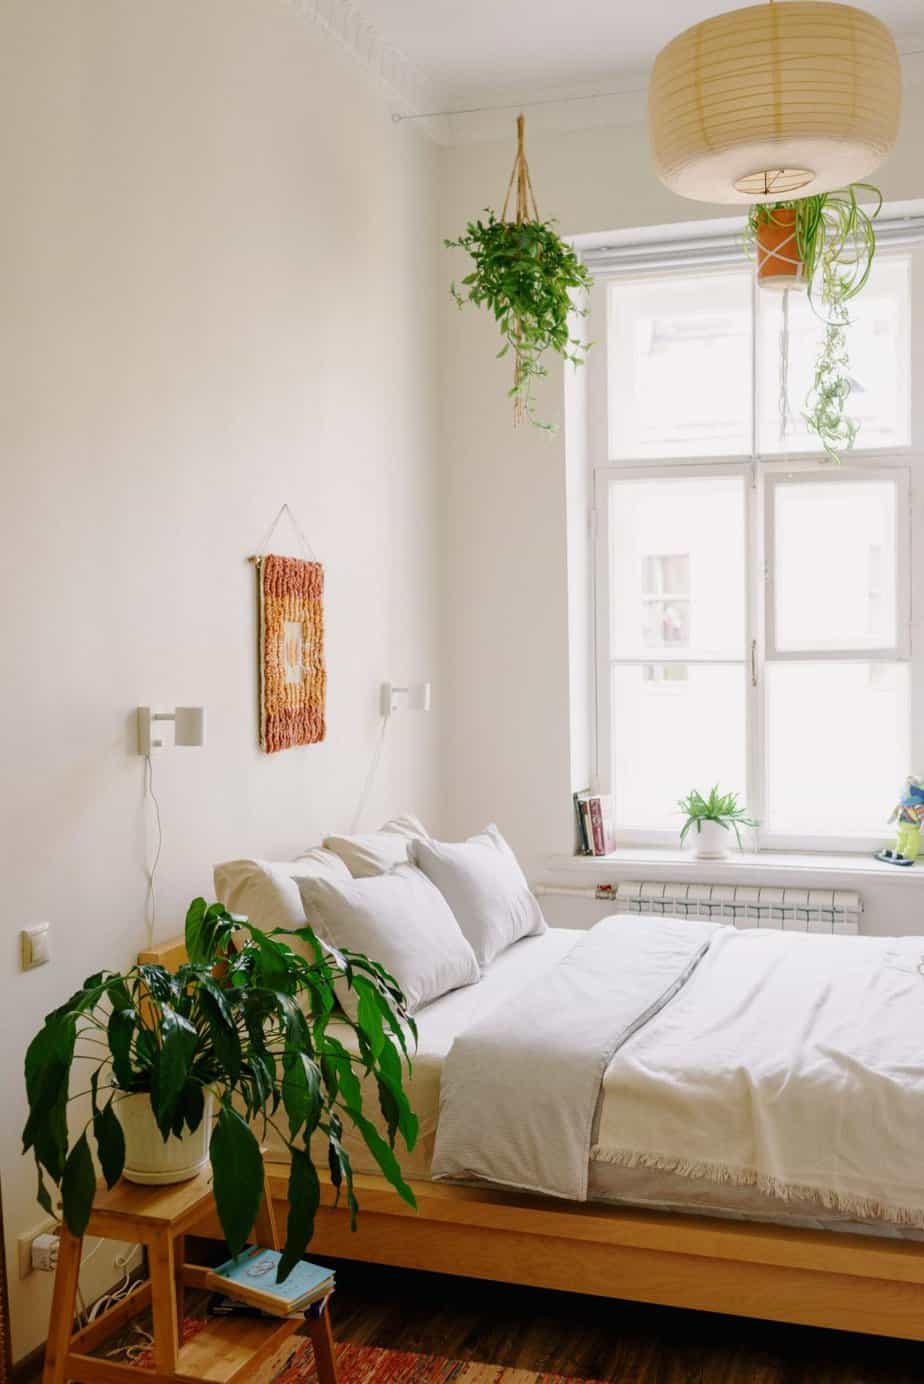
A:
[[594, 457, 917, 852], [587, 240, 924, 854]]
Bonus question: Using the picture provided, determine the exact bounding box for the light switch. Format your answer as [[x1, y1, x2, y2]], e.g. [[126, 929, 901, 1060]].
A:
[[21, 923, 50, 970]]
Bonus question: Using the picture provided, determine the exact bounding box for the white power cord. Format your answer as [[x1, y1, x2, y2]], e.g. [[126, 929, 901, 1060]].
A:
[[143, 753, 164, 944], [349, 716, 389, 832]]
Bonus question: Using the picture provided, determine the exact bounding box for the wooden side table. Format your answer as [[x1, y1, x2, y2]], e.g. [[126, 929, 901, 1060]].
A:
[[42, 1169, 337, 1384]]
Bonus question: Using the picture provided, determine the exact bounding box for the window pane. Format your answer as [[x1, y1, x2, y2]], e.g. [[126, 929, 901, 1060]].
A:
[[772, 478, 897, 651], [611, 664, 747, 830], [608, 272, 753, 458], [767, 662, 909, 835], [608, 475, 746, 659], [757, 255, 910, 455]]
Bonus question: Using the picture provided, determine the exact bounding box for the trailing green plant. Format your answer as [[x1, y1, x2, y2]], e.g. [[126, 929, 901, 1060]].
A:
[[747, 184, 881, 462], [445, 116, 592, 431], [678, 786, 757, 850], [23, 899, 418, 1281]]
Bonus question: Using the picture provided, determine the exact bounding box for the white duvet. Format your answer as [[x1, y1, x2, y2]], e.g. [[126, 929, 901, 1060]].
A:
[[595, 925, 924, 1226], [434, 917, 924, 1229]]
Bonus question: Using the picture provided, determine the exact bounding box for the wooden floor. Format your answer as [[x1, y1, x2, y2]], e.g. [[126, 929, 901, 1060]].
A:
[[323, 1258, 924, 1384]]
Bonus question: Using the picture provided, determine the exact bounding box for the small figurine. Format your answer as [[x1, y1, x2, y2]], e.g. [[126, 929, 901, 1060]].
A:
[[875, 776, 924, 866]]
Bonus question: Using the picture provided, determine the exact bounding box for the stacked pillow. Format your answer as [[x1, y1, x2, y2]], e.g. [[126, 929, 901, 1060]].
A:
[[214, 816, 547, 1015], [411, 824, 547, 968]]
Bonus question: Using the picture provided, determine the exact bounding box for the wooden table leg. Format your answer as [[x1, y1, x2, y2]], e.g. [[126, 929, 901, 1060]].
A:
[[42, 1228, 82, 1384], [148, 1230, 179, 1373], [304, 1310, 338, 1384], [173, 1233, 185, 1337]]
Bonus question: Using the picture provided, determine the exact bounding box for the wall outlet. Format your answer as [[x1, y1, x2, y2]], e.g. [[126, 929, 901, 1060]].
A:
[[18, 1217, 57, 1277]]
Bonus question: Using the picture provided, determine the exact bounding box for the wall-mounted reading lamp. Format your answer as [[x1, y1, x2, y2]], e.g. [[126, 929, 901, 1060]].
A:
[[137, 706, 207, 754], [380, 682, 432, 717]]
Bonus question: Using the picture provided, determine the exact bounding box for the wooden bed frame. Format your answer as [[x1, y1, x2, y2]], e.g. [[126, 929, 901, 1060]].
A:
[[139, 936, 924, 1344]]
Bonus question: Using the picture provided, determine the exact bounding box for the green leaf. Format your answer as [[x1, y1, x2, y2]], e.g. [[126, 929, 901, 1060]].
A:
[[344, 1108, 416, 1210], [210, 1104, 264, 1257], [150, 1007, 198, 1138], [277, 1147, 320, 1281], [23, 1013, 76, 1181], [61, 1133, 96, 1237], [282, 1052, 322, 1140], [93, 1099, 126, 1190], [107, 1007, 138, 1090], [181, 1080, 205, 1135], [36, 1162, 54, 1215]]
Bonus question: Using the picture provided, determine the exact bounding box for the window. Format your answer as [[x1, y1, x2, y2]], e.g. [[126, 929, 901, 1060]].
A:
[[591, 246, 920, 849]]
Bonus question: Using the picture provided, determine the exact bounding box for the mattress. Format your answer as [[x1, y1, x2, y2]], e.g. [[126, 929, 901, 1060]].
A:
[[267, 926, 922, 1242]]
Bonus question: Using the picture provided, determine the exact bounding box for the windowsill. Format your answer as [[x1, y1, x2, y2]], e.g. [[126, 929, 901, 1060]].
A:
[[545, 847, 924, 885]]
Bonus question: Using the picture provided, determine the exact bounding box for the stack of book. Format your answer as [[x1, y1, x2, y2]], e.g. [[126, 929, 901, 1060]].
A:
[[206, 1247, 334, 1318], [573, 791, 616, 856]]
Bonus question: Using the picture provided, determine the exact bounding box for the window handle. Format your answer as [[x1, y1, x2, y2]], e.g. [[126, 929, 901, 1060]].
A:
[[751, 639, 758, 687]]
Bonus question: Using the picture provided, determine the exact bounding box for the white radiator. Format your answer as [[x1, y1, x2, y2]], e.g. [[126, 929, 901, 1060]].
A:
[[602, 880, 862, 934]]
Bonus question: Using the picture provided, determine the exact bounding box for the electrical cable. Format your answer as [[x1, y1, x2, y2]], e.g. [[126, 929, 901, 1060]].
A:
[[143, 753, 164, 944], [350, 716, 389, 832]]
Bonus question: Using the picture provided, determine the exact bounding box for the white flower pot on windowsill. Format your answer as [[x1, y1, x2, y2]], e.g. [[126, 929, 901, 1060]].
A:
[[120, 1090, 215, 1185], [687, 819, 731, 861]]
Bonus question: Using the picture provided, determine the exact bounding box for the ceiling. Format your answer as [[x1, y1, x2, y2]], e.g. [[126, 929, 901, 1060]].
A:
[[357, 0, 924, 104]]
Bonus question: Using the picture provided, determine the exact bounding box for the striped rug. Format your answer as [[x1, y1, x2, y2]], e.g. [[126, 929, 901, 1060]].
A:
[[133, 1318, 600, 1384], [278, 1341, 601, 1384]]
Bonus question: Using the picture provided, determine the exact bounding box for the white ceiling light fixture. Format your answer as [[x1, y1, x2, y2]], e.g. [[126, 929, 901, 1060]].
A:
[[649, 1, 901, 205]]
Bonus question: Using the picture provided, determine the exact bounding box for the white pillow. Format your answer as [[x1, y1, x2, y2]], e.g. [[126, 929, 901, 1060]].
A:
[[323, 814, 431, 878], [213, 848, 350, 934], [297, 864, 479, 1014], [411, 825, 547, 968]]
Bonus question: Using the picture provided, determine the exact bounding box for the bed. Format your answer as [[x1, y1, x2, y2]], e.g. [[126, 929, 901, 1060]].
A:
[[139, 920, 924, 1344]]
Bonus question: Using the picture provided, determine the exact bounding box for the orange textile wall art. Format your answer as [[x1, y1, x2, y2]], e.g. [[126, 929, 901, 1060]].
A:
[[257, 554, 326, 752]]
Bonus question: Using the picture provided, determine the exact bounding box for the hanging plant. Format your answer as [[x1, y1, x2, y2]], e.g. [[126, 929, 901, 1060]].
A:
[[444, 115, 593, 430], [747, 184, 881, 461]]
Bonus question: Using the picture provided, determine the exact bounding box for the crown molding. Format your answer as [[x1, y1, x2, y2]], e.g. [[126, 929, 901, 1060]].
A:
[[284, 0, 444, 119]]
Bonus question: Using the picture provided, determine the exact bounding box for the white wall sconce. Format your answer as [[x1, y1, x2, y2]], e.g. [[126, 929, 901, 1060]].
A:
[[137, 706, 207, 754], [380, 682, 432, 718]]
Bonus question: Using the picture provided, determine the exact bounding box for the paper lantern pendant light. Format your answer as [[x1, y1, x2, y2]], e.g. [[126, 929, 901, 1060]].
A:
[[649, 1, 901, 205]]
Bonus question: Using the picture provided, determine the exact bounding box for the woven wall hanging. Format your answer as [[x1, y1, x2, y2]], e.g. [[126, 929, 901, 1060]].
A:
[[252, 507, 326, 753]]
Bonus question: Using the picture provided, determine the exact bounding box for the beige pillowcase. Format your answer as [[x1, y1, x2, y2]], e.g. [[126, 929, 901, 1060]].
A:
[[213, 848, 350, 958], [323, 813, 431, 878]]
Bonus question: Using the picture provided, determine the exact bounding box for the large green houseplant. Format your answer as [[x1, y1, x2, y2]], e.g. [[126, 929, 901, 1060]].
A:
[[23, 900, 417, 1280], [748, 184, 881, 461]]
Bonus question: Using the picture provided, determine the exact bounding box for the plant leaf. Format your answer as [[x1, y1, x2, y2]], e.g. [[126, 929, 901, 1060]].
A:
[[61, 1133, 96, 1237], [277, 1146, 320, 1282], [210, 1104, 264, 1258], [93, 1099, 126, 1190]]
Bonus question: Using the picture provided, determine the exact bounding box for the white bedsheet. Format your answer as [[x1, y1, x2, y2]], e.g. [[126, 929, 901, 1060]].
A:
[[264, 927, 580, 1176]]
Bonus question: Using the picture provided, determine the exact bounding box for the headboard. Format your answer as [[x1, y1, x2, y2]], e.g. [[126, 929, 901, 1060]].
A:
[[138, 935, 188, 970]]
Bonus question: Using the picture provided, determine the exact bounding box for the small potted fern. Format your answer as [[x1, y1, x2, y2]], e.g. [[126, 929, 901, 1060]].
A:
[[22, 899, 418, 1280], [678, 787, 756, 860]]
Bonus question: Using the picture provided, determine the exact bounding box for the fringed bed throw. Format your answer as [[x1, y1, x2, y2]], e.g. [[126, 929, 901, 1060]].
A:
[[258, 554, 326, 753]]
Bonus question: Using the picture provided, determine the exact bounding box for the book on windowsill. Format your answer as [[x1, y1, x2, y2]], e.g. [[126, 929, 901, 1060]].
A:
[[206, 1246, 335, 1317], [573, 791, 616, 856]]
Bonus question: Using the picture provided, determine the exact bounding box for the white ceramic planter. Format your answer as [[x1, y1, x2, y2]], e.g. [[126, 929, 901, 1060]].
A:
[[687, 819, 731, 861], [120, 1090, 214, 1186]]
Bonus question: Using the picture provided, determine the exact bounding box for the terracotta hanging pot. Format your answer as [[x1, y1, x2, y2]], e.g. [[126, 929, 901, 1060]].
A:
[[755, 208, 805, 290]]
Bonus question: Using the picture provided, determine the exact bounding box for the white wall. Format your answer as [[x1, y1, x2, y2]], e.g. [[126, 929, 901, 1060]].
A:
[[439, 81, 924, 910], [0, 0, 442, 1359]]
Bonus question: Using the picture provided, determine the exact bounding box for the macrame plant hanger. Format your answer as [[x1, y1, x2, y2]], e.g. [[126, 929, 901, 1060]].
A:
[[500, 114, 540, 426]]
